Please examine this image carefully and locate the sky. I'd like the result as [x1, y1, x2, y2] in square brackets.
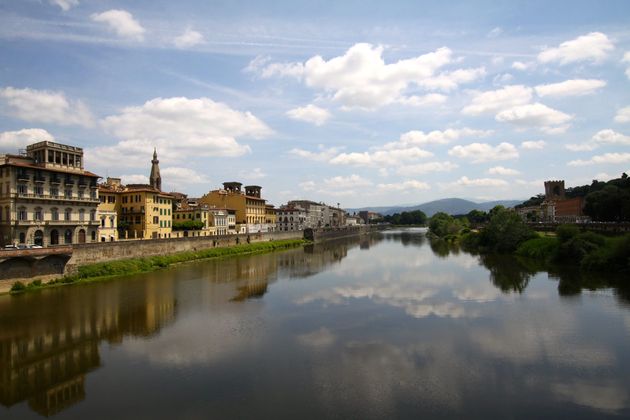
[1, 0, 629, 208]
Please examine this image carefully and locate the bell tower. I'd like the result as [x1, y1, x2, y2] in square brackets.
[149, 148, 162, 191]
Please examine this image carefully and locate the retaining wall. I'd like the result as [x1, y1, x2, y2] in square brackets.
[65, 230, 302, 273]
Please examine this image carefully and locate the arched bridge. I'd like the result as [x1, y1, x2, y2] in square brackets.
[0, 246, 73, 281]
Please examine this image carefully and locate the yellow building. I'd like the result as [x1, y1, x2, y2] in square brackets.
[97, 150, 173, 240]
[118, 185, 173, 239]
[199, 182, 272, 232]
[265, 204, 276, 230]
[97, 178, 119, 241]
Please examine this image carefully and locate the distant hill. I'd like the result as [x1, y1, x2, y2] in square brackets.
[347, 198, 522, 217]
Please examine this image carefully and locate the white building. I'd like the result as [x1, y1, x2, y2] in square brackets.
[276, 206, 307, 231]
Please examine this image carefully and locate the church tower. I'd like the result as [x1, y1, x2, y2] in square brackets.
[149, 148, 162, 191]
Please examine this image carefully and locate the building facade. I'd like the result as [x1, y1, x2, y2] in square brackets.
[0, 141, 100, 247]
[276, 206, 308, 231]
[199, 182, 273, 233]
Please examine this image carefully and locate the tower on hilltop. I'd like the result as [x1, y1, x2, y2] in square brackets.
[150, 148, 162, 191]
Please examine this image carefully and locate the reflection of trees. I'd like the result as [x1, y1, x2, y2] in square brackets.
[479, 254, 535, 293]
[0, 278, 177, 416]
[548, 267, 630, 303]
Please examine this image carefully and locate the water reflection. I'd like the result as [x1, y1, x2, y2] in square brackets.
[0, 279, 176, 416]
[1, 229, 629, 418]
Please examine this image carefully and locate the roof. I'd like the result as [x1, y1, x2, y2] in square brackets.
[1, 157, 100, 178]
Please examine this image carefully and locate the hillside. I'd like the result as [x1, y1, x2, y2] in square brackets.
[347, 198, 522, 217]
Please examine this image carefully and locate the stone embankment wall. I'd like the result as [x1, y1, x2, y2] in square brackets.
[304, 225, 383, 242]
[65, 230, 302, 273]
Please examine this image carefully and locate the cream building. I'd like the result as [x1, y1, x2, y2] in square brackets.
[0, 141, 100, 246]
[199, 182, 274, 233]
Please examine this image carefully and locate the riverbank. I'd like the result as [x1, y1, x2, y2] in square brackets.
[4, 239, 308, 295]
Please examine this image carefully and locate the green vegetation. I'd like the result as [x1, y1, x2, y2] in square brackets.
[516, 172, 630, 221]
[9, 239, 307, 295]
[383, 210, 427, 225]
[428, 212, 466, 239]
[514, 226, 630, 272]
[172, 220, 205, 231]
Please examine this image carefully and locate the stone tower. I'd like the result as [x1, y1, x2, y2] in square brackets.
[149, 148, 162, 191]
[544, 180, 565, 200]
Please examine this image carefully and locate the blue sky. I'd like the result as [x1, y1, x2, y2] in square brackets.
[1, 0, 629, 207]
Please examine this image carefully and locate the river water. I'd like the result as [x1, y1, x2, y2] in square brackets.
[1, 228, 630, 419]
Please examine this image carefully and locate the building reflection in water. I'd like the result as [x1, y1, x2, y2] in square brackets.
[0, 278, 177, 416]
[0, 233, 379, 416]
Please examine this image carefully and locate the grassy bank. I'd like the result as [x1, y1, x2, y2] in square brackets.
[9, 239, 308, 295]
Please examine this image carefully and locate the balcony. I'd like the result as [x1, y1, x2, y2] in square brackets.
[50, 177, 61, 185]
[34, 175, 46, 183]
[16, 192, 100, 203]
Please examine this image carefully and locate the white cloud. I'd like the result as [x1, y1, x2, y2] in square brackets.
[255, 43, 484, 109]
[289, 145, 343, 162]
[615, 106, 630, 123]
[452, 176, 509, 187]
[462, 85, 533, 115]
[120, 174, 149, 185]
[592, 129, 630, 146]
[511, 61, 535, 71]
[535, 79, 606, 97]
[487, 166, 520, 176]
[91, 9, 146, 41]
[566, 129, 630, 152]
[495, 103, 573, 132]
[297, 327, 336, 348]
[448, 142, 519, 163]
[492, 73, 514, 86]
[391, 127, 491, 147]
[330, 147, 433, 167]
[0, 128, 55, 152]
[624, 52, 630, 79]
[568, 153, 630, 166]
[537, 32, 614, 65]
[91, 96, 272, 167]
[565, 143, 597, 152]
[161, 167, 210, 190]
[299, 181, 316, 191]
[286, 104, 331, 126]
[0, 86, 94, 127]
[174, 28, 204, 48]
[397, 93, 447, 107]
[521, 140, 546, 150]
[238, 167, 267, 181]
[487, 27, 503, 38]
[49, 0, 79, 11]
[396, 161, 458, 176]
[322, 174, 372, 189]
[377, 180, 430, 191]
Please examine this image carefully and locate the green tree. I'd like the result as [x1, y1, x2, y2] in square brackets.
[478, 206, 535, 253]
[428, 212, 462, 237]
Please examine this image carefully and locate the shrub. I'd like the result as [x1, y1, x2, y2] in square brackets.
[10, 281, 26, 293]
[516, 237, 558, 261]
[556, 224, 580, 243]
[556, 232, 606, 262]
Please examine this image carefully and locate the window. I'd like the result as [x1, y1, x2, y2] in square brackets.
[90, 210, 96, 221]
[108, 195, 115, 203]
[79, 209, 85, 221]
[17, 184, 27, 194]
[51, 208, 59, 221]
[135, 216, 140, 224]
[18, 207, 27, 221]
[50, 187, 59, 197]
[65, 208, 72, 221]
[65, 188, 72, 198]
[153, 216, 159, 224]
[101, 217, 106, 227]
[78, 190, 84, 200]
[34, 185, 43, 196]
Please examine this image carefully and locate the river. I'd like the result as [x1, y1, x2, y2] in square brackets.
[1, 228, 629, 419]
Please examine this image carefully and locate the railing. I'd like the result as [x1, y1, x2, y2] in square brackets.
[16, 192, 99, 202]
[14, 219, 100, 226]
[50, 177, 61, 184]
[34, 176, 46, 183]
